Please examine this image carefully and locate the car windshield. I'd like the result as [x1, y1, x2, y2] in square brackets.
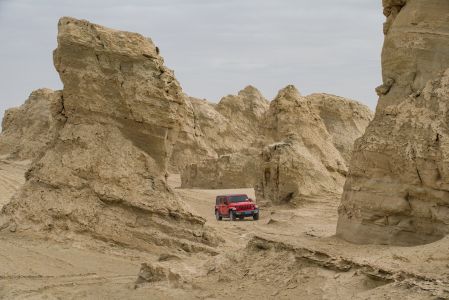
[229, 195, 248, 203]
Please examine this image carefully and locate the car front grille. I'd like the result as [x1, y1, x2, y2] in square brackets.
[237, 205, 252, 211]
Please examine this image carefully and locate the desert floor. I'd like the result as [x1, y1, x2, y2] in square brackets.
[0, 158, 448, 299]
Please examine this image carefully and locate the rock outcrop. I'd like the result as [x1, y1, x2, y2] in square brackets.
[337, 0, 449, 246]
[169, 97, 217, 172]
[256, 86, 348, 205]
[309, 93, 373, 163]
[0, 17, 218, 252]
[216, 85, 269, 136]
[177, 86, 271, 187]
[0, 89, 62, 160]
[181, 150, 258, 189]
[170, 86, 269, 172]
[180, 86, 373, 193]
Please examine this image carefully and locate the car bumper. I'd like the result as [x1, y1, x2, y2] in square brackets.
[234, 209, 259, 217]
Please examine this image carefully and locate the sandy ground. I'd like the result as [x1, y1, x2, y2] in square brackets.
[0, 159, 448, 299]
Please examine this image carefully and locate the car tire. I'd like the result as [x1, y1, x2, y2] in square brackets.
[215, 211, 222, 221]
[230, 211, 236, 221]
[253, 213, 259, 221]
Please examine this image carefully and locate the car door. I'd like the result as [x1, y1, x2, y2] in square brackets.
[215, 197, 220, 214]
[222, 196, 230, 216]
[218, 197, 225, 216]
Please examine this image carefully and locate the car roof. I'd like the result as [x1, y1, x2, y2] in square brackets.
[216, 194, 248, 197]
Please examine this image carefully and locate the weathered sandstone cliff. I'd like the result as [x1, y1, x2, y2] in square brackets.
[337, 0, 449, 246]
[255, 86, 348, 205]
[169, 97, 217, 172]
[181, 150, 258, 189]
[0, 17, 218, 252]
[180, 86, 373, 194]
[0, 89, 62, 160]
[216, 85, 269, 136]
[309, 93, 373, 163]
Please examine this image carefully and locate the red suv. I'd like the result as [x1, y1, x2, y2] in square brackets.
[215, 194, 259, 221]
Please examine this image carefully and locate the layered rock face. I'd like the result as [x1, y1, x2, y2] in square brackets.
[190, 87, 268, 156]
[181, 150, 258, 189]
[216, 85, 269, 136]
[256, 140, 344, 205]
[337, 0, 449, 245]
[1, 17, 217, 252]
[177, 86, 270, 187]
[256, 86, 349, 205]
[0, 89, 63, 160]
[309, 93, 373, 163]
[180, 85, 373, 194]
[170, 87, 268, 172]
[169, 97, 216, 172]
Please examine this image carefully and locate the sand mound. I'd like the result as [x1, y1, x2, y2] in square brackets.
[199, 236, 442, 299]
[0, 89, 63, 160]
[0, 17, 218, 252]
[337, 0, 449, 246]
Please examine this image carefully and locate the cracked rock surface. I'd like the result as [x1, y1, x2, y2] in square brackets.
[337, 0, 449, 246]
[0, 17, 219, 252]
[0, 89, 63, 160]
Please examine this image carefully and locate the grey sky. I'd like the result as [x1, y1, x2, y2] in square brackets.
[0, 0, 383, 121]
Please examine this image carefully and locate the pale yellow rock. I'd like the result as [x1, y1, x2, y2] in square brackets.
[180, 87, 372, 193]
[178, 86, 271, 188]
[0, 89, 63, 160]
[216, 85, 269, 137]
[256, 86, 348, 205]
[308, 93, 373, 163]
[169, 96, 217, 172]
[1, 17, 218, 252]
[337, 0, 449, 246]
[181, 150, 258, 189]
[170, 86, 269, 172]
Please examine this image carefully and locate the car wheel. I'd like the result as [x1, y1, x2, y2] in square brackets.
[215, 211, 222, 221]
[253, 213, 259, 221]
[230, 211, 236, 221]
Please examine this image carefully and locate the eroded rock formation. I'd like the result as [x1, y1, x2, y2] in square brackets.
[309, 93, 373, 163]
[256, 86, 348, 205]
[180, 86, 372, 194]
[170, 86, 269, 172]
[169, 97, 217, 172]
[181, 150, 258, 189]
[0, 17, 218, 252]
[216, 85, 269, 136]
[337, 0, 449, 246]
[0, 89, 63, 160]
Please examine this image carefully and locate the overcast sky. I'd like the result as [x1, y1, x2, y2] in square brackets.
[0, 0, 383, 120]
